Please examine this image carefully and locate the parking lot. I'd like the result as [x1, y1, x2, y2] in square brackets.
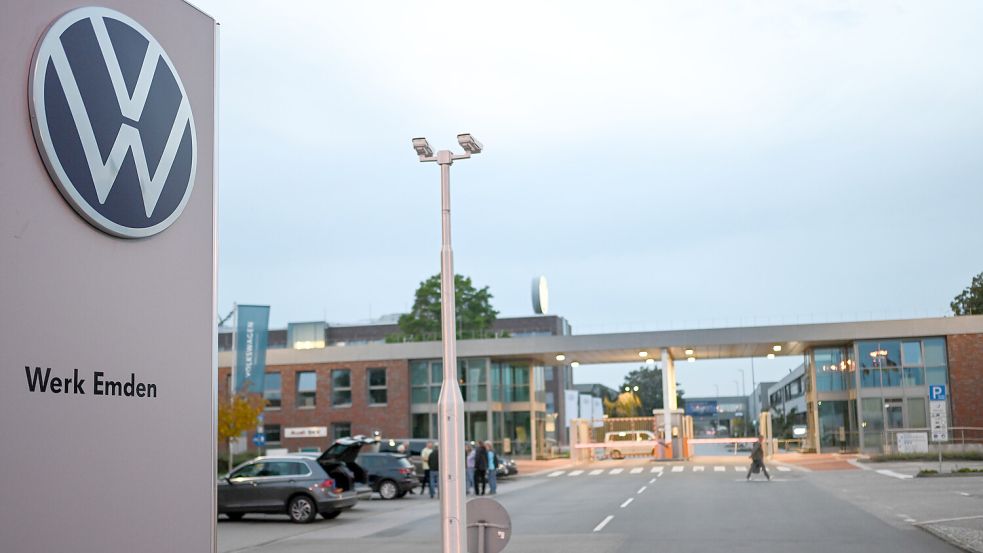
[218, 455, 982, 553]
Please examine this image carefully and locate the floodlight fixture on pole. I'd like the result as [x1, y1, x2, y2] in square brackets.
[412, 134, 482, 553]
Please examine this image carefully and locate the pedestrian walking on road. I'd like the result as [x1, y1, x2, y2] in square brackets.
[421, 441, 434, 496]
[484, 441, 499, 494]
[747, 436, 771, 481]
[474, 442, 488, 495]
[465, 444, 476, 495]
[428, 445, 440, 498]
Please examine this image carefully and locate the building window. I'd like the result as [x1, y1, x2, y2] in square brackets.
[265, 424, 281, 444]
[412, 413, 431, 438]
[367, 368, 387, 405]
[296, 371, 316, 408]
[264, 372, 281, 409]
[332, 369, 352, 406]
[332, 422, 351, 440]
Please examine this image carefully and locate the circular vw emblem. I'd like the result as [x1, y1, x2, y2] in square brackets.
[29, 7, 197, 238]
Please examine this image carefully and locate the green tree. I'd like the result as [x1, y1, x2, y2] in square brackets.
[621, 365, 685, 416]
[604, 391, 642, 417]
[218, 392, 265, 472]
[951, 272, 983, 315]
[391, 274, 499, 341]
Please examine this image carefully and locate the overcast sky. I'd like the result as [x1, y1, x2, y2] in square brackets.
[194, 0, 983, 396]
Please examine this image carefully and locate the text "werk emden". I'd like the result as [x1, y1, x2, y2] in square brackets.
[25, 366, 158, 398]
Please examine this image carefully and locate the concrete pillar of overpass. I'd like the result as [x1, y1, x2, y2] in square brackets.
[661, 348, 677, 458]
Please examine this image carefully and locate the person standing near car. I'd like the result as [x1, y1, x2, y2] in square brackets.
[484, 440, 498, 495]
[427, 444, 440, 498]
[465, 444, 475, 495]
[420, 441, 434, 496]
[473, 441, 488, 495]
[747, 435, 771, 481]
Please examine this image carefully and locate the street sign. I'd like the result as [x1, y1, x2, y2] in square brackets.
[252, 433, 266, 447]
[929, 385, 947, 401]
[929, 400, 948, 442]
[467, 498, 511, 553]
[897, 432, 929, 453]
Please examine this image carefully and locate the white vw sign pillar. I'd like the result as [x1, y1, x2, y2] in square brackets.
[0, 2, 217, 551]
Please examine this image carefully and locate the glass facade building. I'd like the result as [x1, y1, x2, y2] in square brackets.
[804, 337, 949, 451]
[409, 357, 548, 457]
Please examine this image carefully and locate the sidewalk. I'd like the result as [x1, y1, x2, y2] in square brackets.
[919, 516, 983, 553]
[772, 452, 860, 471]
[513, 457, 575, 476]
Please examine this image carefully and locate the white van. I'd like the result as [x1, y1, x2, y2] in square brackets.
[603, 430, 657, 459]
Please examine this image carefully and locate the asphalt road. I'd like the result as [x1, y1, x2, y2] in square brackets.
[219, 458, 976, 553]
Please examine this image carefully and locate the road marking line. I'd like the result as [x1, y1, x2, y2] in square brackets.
[875, 469, 914, 480]
[714, 466, 725, 472]
[637, 486, 647, 494]
[630, 467, 643, 474]
[671, 466, 684, 472]
[957, 492, 971, 497]
[650, 467, 663, 473]
[649, 478, 657, 484]
[589, 469, 604, 476]
[620, 498, 634, 508]
[694, 466, 705, 472]
[593, 515, 614, 533]
[734, 467, 744, 472]
[609, 468, 623, 475]
[777, 467, 791, 472]
[568, 470, 584, 476]
[547, 471, 566, 478]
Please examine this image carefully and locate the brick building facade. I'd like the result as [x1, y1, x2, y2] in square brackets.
[946, 333, 983, 429]
[219, 359, 410, 452]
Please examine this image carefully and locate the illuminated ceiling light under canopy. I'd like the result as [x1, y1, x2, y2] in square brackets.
[767, 353, 775, 359]
[684, 349, 694, 356]
[645, 358, 655, 365]
[571, 361, 580, 368]
[555, 354, 566, 362]
[773, 345, 782, 352]
[638, 351, 648, 358]
[687, 357, 696, 363]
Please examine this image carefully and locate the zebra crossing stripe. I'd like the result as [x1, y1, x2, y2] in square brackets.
[714, 466, 725, 472]
[671, 466, 684, 472]
[777, 466, 791, 472]
[609, 468, 624, 475]
[630, 467, 643, 474]
[694, 466, 705, 472]
[734, 467, 743, 472]
[589, 469, 604, 475]
[569, 470, 584, 476]
[650, 467, 663, 473]
[547, 471, 566, 477]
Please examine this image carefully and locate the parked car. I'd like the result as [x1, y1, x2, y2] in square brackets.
[287, 451, 373, 501]
[218, 455, 358, 523]
[376, 438, 429, 481]
[307, 435, 380, 501]
[603, 430, 657, 459]
[356, 452, 420, 499]
[496, 455, 518, 477]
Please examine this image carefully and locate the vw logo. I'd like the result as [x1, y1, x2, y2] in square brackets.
[30, 7, 197, 238]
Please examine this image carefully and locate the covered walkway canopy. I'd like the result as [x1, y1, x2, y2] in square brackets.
[233, 315, 983, 367]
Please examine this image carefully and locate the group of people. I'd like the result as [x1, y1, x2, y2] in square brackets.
[416, 440, 500, 498]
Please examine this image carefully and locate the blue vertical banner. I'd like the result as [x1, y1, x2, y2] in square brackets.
[234, 305, 270, 394]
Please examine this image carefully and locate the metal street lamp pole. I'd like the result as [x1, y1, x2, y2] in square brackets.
[738, 368, 746, 397]
[413, 134, 483, 553]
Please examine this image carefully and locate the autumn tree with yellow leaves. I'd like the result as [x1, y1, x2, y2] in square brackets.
[218, 392, 265, 472]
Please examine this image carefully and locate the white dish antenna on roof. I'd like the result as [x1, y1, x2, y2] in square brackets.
[532, 276, 549, 314]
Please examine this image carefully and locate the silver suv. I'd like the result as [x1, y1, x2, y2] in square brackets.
[218, 456, 358, 523]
